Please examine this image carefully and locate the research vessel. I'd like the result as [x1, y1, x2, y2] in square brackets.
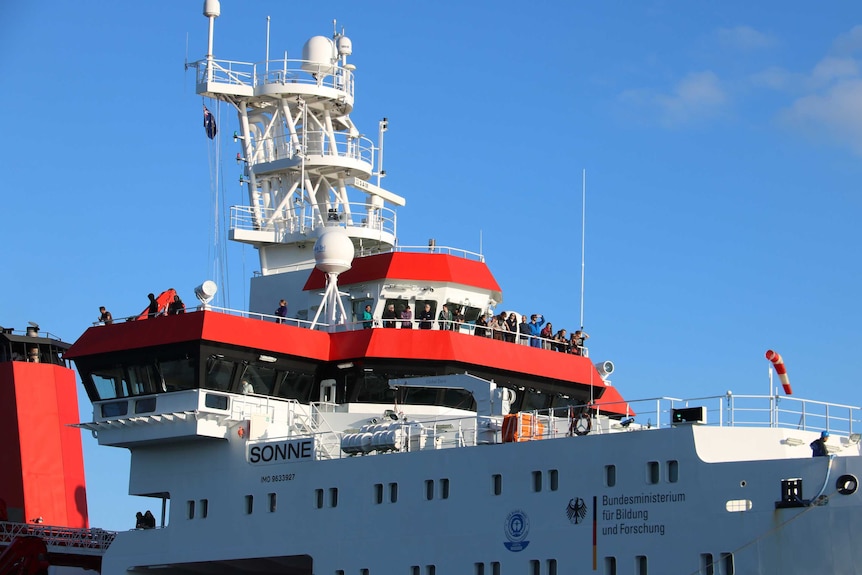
[4, 2, 862, 574]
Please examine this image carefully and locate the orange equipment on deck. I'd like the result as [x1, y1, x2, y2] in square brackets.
[502, 413, 545, 443]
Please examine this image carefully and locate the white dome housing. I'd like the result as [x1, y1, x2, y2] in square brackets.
[337, 36, 353, 56]
[302, 36, 335, 76]
[314, 227, 354, 274]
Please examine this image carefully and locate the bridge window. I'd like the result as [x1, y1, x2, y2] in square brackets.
[205, 356, 236, 391]
[239, 363, 279, 395]
[276, 371, 315, 402]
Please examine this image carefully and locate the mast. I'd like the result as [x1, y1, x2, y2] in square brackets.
[191, 4, 405, 316]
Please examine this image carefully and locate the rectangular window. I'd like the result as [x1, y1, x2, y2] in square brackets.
[667, 460, 679, 483]
[389, 482, 398, 503]
[700, 553, 714, 575]
[186, 500, 195, 520]
[360, 570, 369, 575]
[604, 557, 617, 575]
[204, 393, 229, 410]
[101, 400, 129, 417]
[245, 495, 253, 515]
[491, 562, 500, 575]
[374, 483, 383, 504]
[530, 560, 540, 575]
[268, 493, 277, 512]
[425, 479, 434, 501]
[721, 552, 735, 575]
[475, 563, 485, 575]
[548, 559, 558, 575]
[315, 489, 324, 509]
[329, 488, 338, 508]
[605, 464, 616, 487]
[204, 356, 236, 391]
[411, 567, 420, 575]
[440, 478, 450, 499]
[493, 474, 502, 496]
[426, 566, 436, 575]
[647, 461, 660, 484]
[336, 571, 344, 575]
[200, 499, 208, 518]
[533, 470, 543, 492]
[134, 397, 156, 414]
[549, 469, 559, 491]
[636, 555, 648, 574]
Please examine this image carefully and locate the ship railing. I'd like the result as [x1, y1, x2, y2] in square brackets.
[249, 131, 375, 167]
[0, 522, 116, 552]
[392, 245, 485, 262]
[584, 393, 862, 436]
[230, 202, 396, 238]
[194, 58, 354, 96]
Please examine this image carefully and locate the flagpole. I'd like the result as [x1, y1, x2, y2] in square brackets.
[579, 169, 586, 330]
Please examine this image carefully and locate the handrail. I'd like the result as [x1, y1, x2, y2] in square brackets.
[0, 522, 116, 551]
[193, 57, 354, 97]
[230, 202, 397, 238]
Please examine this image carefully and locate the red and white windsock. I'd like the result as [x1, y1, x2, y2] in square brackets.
[765, 350, 792, 395]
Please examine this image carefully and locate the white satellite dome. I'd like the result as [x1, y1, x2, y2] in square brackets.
[313, 226, 354, 274]
[302, 36, 335, 76]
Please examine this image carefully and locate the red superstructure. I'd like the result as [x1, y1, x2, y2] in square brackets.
[67, 310, 632, 417]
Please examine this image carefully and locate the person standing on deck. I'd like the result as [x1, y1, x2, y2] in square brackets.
[527, 314, 545, 348]
[275, 300, 288, 324]
[810, 430, 830, 457]
[418, 303, 434, 329]
[99, 306, 113, 325]
[147, 294, 159, 318]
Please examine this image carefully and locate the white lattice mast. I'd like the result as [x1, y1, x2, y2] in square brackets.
[193, 1, 405, 282]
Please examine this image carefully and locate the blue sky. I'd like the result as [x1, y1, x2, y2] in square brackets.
[1, 1, 860, 531]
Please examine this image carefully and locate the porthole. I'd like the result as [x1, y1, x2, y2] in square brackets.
[836, 474, 858, 495]
[739, 480, 747, 487]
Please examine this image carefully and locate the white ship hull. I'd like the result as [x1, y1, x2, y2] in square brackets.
[98, 416, 862, 574]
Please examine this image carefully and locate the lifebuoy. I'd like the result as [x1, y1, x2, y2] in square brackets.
[569, 412, 592, 436]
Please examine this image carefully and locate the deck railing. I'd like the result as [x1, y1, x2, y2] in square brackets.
[0, 521, 116, 552]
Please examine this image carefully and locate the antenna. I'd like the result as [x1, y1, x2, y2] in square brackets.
[579, 169, 586, 330]
[265, 16, 271, 75]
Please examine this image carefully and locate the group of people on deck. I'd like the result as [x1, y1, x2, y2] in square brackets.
[376, 303, 590, 356]
[476, 312, 590, 355]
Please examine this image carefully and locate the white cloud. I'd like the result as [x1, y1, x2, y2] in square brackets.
[832, 25, 862, 55]
[810, 57, 859, 86]
[716, 26, 776, 51]
[654, 72, 727, 127]
[779, 78, 862, 155]
[767, 27, 862, 156]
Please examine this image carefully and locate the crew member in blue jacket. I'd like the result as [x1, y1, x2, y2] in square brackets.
[527, 314, 545, 348]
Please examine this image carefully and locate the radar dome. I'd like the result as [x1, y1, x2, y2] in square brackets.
[302, 36, 335, 77]
[314, 227, 354, 274]
[337, 36, 353, 56]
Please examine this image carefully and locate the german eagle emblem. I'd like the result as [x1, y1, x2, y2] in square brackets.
[566, 498, 588, 524]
